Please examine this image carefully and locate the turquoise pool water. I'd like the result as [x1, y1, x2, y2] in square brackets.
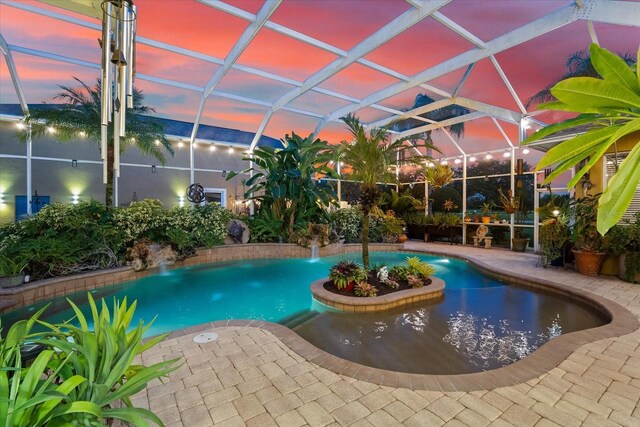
[4, 252, 495, 337]
[3, 252, 606, 374]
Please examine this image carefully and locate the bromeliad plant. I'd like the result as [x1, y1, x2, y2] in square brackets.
[329, 260, 366, 291]
[524, 44, 640, 235]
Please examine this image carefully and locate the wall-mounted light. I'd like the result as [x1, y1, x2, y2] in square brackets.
[78, 131, 86, 137]
[228, 147, 234, 154]
[0, 192, 4, 208]
[484, 153, 493, 160]
[222, 170, 227, 178]
[71, 194, 80, 205]
[522, 148, 530, 155]
[154, 139, 160, 146]
[16, 122, 25, 130]
[151, 165, 156, 174]
[179, 196, 185, 207]
[47, 126, 56, 134]
[210, 145, 216, 152]
[581, 172, 593, 194]
[71, 159, 78, 168]
[468, 156, 477, 162]
[178, 142, 184, 148]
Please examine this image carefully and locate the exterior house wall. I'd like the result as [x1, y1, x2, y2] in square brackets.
[0, 120, 252, 223]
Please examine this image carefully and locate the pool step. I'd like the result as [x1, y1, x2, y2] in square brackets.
[280, 310, 321, 329]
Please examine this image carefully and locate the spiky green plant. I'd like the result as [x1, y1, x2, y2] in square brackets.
[406, 256, 436, 279]
[22, 77, 173, 206]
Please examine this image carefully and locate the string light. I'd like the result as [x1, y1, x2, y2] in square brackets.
[154, 139, 160, 146]
[210, 145, 216, 152]
[79, 131, 86, 137]
[522, 148, 530, 155]
[16, 122, 25, 130]
[468, 156, 477, 162]
[228, 147, 234, 154]
[178, 142, 184, 148]
[454, 158, 462, 164]
[503, 151, 511, 158]
[47, 126, 56, 134]
[485, 153, 493, 160]
[440, 159, 448, 166]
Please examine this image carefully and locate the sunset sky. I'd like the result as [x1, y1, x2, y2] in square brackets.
[0, 0, 638, 161]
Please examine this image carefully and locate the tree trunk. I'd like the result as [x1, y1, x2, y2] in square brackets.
[362, 207, 370, 269]
[105, 139, 114, 207]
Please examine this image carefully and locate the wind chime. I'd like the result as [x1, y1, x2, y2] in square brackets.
[99, 0, 137, 184]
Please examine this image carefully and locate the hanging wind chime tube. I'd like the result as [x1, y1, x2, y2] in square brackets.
[100, 0, 136, 182]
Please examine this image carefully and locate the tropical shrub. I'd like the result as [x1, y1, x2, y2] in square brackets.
[329, 261, 365, 290]
[524, 44, 640, 235]
[228, 132, 337, 242]
[331, 207, 363, 243]
[406, 274, 424, 288]
[354, 282, 378, 297]
[405, 256, 436, 279]
[540, 214, 571, 267]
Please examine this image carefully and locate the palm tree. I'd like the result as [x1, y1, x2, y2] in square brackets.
[336, 114, 436, 268]
[527, 50, 635, 108]
[23, 77, 173, 206]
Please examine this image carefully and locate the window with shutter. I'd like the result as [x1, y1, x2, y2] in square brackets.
[605, 152, 640, 223]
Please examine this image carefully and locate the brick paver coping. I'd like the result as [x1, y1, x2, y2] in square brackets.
[158, 246, 638, 392]
[310, 277, 445, 312]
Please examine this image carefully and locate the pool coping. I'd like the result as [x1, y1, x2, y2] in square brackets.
[310, 277, 445, 312]
[159, 247, 638, 392]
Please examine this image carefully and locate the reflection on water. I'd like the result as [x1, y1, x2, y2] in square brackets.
[295, 288, 606, 375]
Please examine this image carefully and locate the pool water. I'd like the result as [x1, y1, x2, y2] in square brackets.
[2, 252, 606, 374]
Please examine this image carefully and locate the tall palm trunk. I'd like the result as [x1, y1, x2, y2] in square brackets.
[361, 207, 370, 269]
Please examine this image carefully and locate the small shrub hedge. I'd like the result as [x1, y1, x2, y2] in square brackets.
[0, 199, 231, 281]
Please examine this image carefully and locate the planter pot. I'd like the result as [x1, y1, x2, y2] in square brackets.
[511, 238, 529, 252]
[504, 207, 516, 214]
[493, 220, 500, 224]
[549, 256, 564, 267]
[0, 273, 25, 288]
[397, 234, 408, 244]
[618, 253, 640, 284]
[573, 250, 607, 276]
[481, 217, 491, 224]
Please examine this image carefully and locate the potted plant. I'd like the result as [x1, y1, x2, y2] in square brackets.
[481, 202, 493, 224]
[498, 188, 518, 214]
[540, 213, 571, 267]
[571, 195, 608, 276]
[329, 260, 366, 292]
[511, 191, 530, 252]
[0, 255, 28, 288]
[607, 212, 640, 283]
[463, 212, 471, 223]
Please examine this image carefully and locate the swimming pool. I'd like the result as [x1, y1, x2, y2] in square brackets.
[3, 252, 606, 374]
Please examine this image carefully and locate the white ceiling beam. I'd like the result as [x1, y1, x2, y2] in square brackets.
[5, 0, 459, 120]
[397, 111, 486, 139]
[454, 97, 522, 123]
[441, 128, 466, 155]
[249, 110, 273, 150]
[188, 0, 280, 150]
[577, 0, 640, 27]
[431, 11, 487, 48]
[0, 35, 29, 115]
[489, 55, 527, 114]
[452, 63, 475, 97]
[491, 117, 514, 148]
[367, 98, 454, 128]
[271, 1, 451, 112]
[319, 1, 583, 129]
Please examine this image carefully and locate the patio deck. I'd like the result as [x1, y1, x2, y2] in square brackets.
[131, 243, 640, 426]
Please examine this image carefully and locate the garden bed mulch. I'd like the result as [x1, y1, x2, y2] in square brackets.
[323, 271, 432, 297]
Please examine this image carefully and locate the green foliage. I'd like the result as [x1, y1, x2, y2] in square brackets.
[354, 282, 378, 297]
[607, 212, 640, 283]
[571, 195, 606, 252]
[0, 296, 178, 426]
[424, 164, 454, 189]
[330, 207, 363, 243]
[329, 261, 365, 290]
[35, 294, 181, 426]
[0, 254, 28, 276]
[379, 189, 420, 218]
[228, 132, 337, 242]
[524, 44, 640, 235]
[0, 199, 231, 281]
[623, 252, 640, 284]
[405, 256, 436, 279]
[540, 214, 571, 267]
[388, 265, 410, 281]
[431, 186, 462, 214]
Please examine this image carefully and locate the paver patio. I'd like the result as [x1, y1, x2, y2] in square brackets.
[132, 243, 640, 426]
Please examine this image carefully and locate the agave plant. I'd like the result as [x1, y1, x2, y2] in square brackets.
[524, 44, 640, 235]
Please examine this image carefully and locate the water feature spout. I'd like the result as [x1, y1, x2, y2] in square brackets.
[310, 238, 320, 260]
